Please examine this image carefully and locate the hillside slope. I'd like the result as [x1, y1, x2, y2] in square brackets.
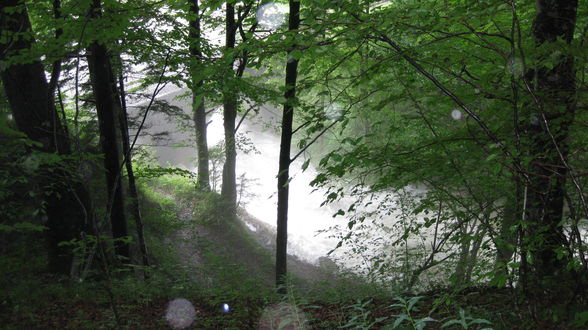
[171, 197, 339, 291]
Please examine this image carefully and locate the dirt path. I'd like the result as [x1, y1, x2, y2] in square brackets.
[170, 200, 338, 290]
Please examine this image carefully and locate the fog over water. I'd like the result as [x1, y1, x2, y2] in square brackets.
[130, 87, 349, 264]
[128, 82, 453, 287]
[126, 2, 374, 266]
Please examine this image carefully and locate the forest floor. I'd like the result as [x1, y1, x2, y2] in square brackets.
[171, 200, 339, 288]
[2, 184, 586, 329]
[4, 283, 583, 329]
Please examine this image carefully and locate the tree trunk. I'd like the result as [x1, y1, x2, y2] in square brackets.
[188, 0, 210, 191]
[0, 0, 92, 274]
[276, 0, 301, 293]
[221, 1, 237, 211]
[48, 0, 64, 102]
[116, 56, 149, 269]
[453, 223, 472, 285]
[87, 0, 130, 261]
[493, 179, 520, 286]
[522, 0, 578, 296]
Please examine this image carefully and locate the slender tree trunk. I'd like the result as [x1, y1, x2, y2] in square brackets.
[188, 0, 210, 191]
[48, 0, 63, 102]
[87, 0, 130, 261]
[194, 93, 210, 191]
[453, 223, 472, 285]
[116, 56, 149, 268]
[221, 1, 237, 211]
[276, 0, 301, 293]
[522, 0, 578, 296]
[0, 0, 92, 274]
[494, 179, 520, 285]
[464, 225, 485, 283]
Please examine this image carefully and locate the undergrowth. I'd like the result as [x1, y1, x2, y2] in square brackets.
[2, 173, 585, 329]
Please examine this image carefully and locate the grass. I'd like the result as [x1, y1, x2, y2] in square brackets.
[1, 173, 587, 329]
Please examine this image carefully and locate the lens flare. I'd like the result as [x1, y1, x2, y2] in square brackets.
[256, 2, 288, 30]
[451, 109, 462, 120]
[165, 298, 196, 329]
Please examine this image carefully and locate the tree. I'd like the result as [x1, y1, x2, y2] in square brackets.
[220, 0, 257, 212]
[221, 1, 238, 212]
[116, 54, 150, 268]
[275, 0, 301, 293]
[86, 0, 130, 261]
[188, 0, 211, 191]
[521, 0, 580, 298]
[297, 0, 585, 302]
[0, 0, 93, 274]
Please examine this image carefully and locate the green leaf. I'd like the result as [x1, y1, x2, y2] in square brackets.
[0, 222, 47, 232]
[574, 311, 588, 327]
[442, 319, 464, 328]
[327, 192, 338, 201]
[290, 49, 303, 60]
[392, 314, 408, 328]
[301, 159, 310, 171]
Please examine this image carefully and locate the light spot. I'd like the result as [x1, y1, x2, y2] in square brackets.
[507, 56, 524, 76]
[256, 2, 288, 30]
[451, 109, 462, 120]
[222, 303, 230, 313]
[165, 298, 196, 329]
[325, 103, 343, 121]
[258, 302, 309, 330]
[245, 222, 257, 232]
[7, 113, 13, 121]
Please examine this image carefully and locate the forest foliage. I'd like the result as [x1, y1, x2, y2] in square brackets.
[1, 0, 588, 328]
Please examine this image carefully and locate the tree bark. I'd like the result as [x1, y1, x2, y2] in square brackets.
[87, 0, 130, 261]
[116, 56, 149, 269]
[494, 179, 520, 286]
[221, 1, 237, 211]
[0, 0, 92, 274]
[276, 0, 301, 293]
[522, 0, 578, 296]
[188, 0, 210, 191]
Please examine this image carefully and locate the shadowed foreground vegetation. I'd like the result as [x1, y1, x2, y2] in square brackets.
[2, 175, 587, 329]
